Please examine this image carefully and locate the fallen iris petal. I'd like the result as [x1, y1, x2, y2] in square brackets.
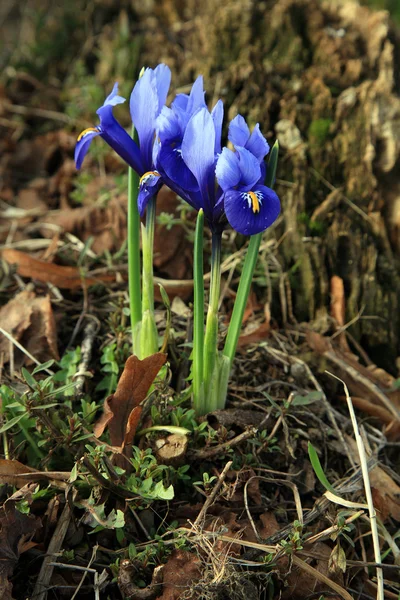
[223, 184, 280, 236]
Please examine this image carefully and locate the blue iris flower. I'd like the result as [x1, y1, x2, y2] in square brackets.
[153, 80, 280, 236]
[215, 113, 280, 236]
[75, 64, 171, 214]
[150, 77, 224, 229]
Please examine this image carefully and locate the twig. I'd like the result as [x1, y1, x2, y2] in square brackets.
[326, 371, 384, 600]
[33, 497, 74, 600]
[190, 413, 270, 460]
[73, 320, 99, 396]
[193, 460, 233, 528]
[70, 544, 98, 600]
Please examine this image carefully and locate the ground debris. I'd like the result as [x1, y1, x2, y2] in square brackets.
[0, 288, 58, 366]
[94, 353, 167, 451]
[0, 500, 41, 600]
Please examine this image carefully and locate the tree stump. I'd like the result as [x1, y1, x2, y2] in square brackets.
[132, 0, 400, 369]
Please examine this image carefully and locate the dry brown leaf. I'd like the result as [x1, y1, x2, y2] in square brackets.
[41, 195, 128, 254]
[0, 289, 58, 365]
[0, 459, 36, 489]
[0, 500, 41, 600]
[237, 321, 270, 347]
[153, 188, 193, 281]
[158, 550, 201, 600]
[94, 353, 166, 449]
[259, 512, 280, 539]
[342, 396, 400, 440]
[2, 249, 115, 289]
[282, 542, 343, 600]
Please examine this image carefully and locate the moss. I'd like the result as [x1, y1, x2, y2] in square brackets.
[307, 118, 332, 146]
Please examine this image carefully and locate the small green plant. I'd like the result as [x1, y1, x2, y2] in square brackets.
[193, 471, 218, 491]
[280, 520, 304, 554]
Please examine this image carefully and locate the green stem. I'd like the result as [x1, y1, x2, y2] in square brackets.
[223, 140, 279, 365]
[192, 210, 205, 415]
[127, 127, 141, 353]
[140, 196, 158, 357]
[203, 232, 222, 400]
[142, 196, 156, 313]
[223, 234, 262, 363]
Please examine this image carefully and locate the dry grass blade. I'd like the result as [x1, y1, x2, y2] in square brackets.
[326, 371, 384, 600]
[193, 460, 233, 528]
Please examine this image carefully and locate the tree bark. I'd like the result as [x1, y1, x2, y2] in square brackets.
[133, 0, 400, 369]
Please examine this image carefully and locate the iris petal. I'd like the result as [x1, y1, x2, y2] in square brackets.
[157, 106, 181, 143]
[138, 171, 163, 216]
[246, 123, 270, 161]
[211, 100, 224, 155]
[97, 102, 144, 174]
[224, 184, 280, 236]
[154, 64, 172, 113]
[181, 108, 216, 214]
[228, 114, 249, 147]
[158, 144, 199, 192]
[171, 93, 188, 113]
[215, 147, 241, 192]
[75, 128, 100, 170]
[235, 147, 261, 190]
[185, 76, 206, 122]
[130, 68, 159, 170]
[102, 82, 126, 108]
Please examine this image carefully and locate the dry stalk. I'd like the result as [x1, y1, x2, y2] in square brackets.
[326, 371, 384, 600]
[193, 460, 232, 528]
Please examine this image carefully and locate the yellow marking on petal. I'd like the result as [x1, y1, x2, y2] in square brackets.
[77, 127, 98, 142]
[249, 191, 260, 214]
[139, 170, 160, 185]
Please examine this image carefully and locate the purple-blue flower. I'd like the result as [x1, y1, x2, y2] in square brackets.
[216, 144, 280, 236]
[75, 64, 171, 213]
[149, 77, 225, 228]
[154, 80, 280, 236]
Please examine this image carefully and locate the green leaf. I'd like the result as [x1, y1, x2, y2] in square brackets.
[0, 413, 26, 433]
[308, 441, 336, 493]
[32, 360, 55, 374]
[69, 463, 78, 483]
[22, 368, 37, 389]
[292, 391, 323, 406]
[153, 481, 174, 500]
[128, 543, 137, 560]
